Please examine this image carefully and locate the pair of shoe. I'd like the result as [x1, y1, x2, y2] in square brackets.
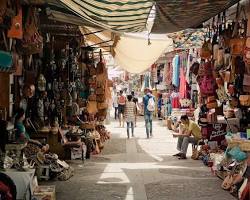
[172, 153, 187, 160]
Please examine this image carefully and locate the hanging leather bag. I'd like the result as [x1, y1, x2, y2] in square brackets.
[198, 76, 215, 95]
[230, 4, 246, 56]
[19, 7, 43, 55]
[97, 102, 108, 110]
[200, 40, 212, 59]
[7, 0, 23, 39]
[87, 101, 98, 114]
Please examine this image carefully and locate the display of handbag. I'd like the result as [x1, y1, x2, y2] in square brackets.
[191, 144, 200, 160]
[198, 76, 215, 96]
[190, 62, 199, 76]
[107, 79, 113, 87]
[223, 109, 235, 118]
[97, 108, 107, 116]
[243, 74, 250, 86]
[97, 102, 108, 110]
[221, 174, 234, 190]
[88, 94, 96, 101]
[207, 96, 216, 103]
[216, 86, 228, 102]
[96, 87, 105, 95]
[244, 37, 250, 65]
[7, 0, 23, 39]
[88, 64, 96, 76]
[229, 97, 239, 108]
[207, 111, 217, 123]
[19, 7, 43, 55]
[86, 101, 98, 114]
[96, 94, 105, 102]
[230, 38, 245, 56]
[239, 95, 250, 106]
[198, 61, 206, 77]
[207, 101, 218, 109]
[200, 40, 212, 59]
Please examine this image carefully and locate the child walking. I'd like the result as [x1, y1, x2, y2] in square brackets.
[124, 95, 136, 139]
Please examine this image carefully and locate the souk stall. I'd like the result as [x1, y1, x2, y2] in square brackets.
[0, 1, 113, 199]
[164, 1, 250, 199]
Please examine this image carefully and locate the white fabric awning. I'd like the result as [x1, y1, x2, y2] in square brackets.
[114, 34, 173, 73]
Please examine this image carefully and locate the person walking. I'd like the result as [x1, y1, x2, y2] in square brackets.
[113, 92, 119, 120]
[131, 91, 138, 127]
[143, 88, 155, 138]
[158, 93, 163, 120]
[118, 90, 126, 127]
[124, 95, 136, 139]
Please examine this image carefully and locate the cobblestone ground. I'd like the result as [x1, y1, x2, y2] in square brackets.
[51, 118, 235, 200]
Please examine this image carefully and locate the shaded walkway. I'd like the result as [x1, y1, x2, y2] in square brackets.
[53, 119, 234, 200]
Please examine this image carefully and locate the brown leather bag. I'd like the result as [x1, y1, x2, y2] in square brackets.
[239, 95, 250, 106]
[96, 95, 105, 102]
[88, 94, 96, 101]
[200, 41, 212, 59]
[87, 101, 98, 114]
[19, 7, 43, 55]
[230, 38, 245, 56]
[97, 102, 108, 110]
[7, 1, 23, 39]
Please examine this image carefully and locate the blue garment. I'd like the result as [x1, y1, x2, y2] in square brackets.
[145, 113, 153, 138]
[143, 94, 155, 115]
[172, 55, 180, 87]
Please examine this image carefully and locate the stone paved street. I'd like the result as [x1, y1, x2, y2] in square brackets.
[52, 119, 235, 200]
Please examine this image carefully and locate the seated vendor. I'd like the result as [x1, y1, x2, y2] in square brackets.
[14, 108, 49, 157]
[15, 108, 30, 143]
[172, 115, 202, 160]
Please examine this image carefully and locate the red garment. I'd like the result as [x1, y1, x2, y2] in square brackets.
[171, 97, 180, 108]
[179, 67, 187, 98]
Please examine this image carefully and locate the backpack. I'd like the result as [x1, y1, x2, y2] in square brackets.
[147, 97, 155, 112]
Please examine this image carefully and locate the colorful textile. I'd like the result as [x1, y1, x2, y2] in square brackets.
[172, 55, 180, 87]
[179, 67, 187, 99]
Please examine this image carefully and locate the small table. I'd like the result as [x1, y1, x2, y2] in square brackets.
[3, 169, 35, 200]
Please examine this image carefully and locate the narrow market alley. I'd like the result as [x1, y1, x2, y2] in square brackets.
[52, 119, 235, 200]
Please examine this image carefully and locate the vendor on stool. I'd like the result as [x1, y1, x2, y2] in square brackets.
[172, 115, 201, 160]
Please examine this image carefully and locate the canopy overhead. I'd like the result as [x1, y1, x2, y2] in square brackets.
[114, 34, 173, 73]
[151, 0, 239, 33]
[58, 0, 153, 33]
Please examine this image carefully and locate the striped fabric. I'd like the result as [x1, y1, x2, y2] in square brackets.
[59, 0, 153, 32]
[151, 0, 239, 33]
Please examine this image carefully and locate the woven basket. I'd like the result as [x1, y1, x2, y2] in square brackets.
[239, 141, 250, 152]
[228, 139, 250, 152]
[227, 140, 241, 149]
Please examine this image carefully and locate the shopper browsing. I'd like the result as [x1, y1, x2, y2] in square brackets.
[118, 90, 126, 127]
[143, 88, 155, 138]
[172, 115, 202, 159]
[124, 95, 136, 139]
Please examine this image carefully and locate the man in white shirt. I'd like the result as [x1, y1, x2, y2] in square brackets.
[113, 92, 119, 120]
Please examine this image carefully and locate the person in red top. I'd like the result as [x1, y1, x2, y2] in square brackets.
[118, 90, 126, 127]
